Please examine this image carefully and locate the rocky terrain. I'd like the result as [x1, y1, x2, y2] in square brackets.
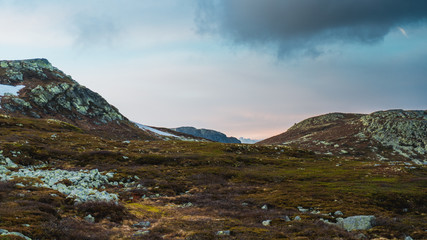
[0, 59, 158, 140]
[259, 110, 427, 164]
[0, 114, 425, 239]
[173, 126, 241, 143]
[0, 59, 425, 239]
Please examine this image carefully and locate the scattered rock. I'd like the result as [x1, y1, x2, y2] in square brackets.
[0, 165, 120, 203]
[178, 202, 193, 208]
[281, 216, 291, 222]
[84, 214, 95, 223]
[262, 220, 272, 226]
[261, 204, 268, 210]
[216, 230, 231, 236]
[297, 206, 309, 212]
[294, 216, 301, 221]
[132, 221, 151, 228]
[336, 215, 376, 231]
[133, 230, 150, 236]
[0, 229, 32, 240]
[404, 236, 413, 240]
[334, 210, 344, 216]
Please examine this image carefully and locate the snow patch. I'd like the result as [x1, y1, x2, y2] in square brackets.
[0, 84, 25, 97]
[135, 123, 178, 137]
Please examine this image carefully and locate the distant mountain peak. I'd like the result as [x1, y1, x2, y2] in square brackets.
[173, 126, 241, 143]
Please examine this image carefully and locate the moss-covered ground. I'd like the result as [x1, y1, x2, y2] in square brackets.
[0, 115, 425, 239]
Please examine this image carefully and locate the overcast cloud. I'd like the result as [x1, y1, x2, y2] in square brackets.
[196, 0, 427, 56]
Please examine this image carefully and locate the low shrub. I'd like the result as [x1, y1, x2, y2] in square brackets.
[42, 217, 111, 240]
[77, 201, 129, 223]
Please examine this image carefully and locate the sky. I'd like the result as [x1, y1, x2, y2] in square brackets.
[0, 0, 426, 140]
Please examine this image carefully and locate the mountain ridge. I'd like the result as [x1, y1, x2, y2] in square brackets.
[173, 126, 241, 143]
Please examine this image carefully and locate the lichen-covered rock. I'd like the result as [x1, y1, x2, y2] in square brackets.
[336, 215, 376, 231]
[0, 155, 120, 203]
[360, 110, 427, 158]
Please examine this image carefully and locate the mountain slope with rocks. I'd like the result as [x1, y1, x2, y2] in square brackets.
[173, 126, 241, 143]
[0, 59, 157, 140]
[259, 110, 427, 164]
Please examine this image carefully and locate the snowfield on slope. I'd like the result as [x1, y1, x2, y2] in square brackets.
[134, 122, 179, 137]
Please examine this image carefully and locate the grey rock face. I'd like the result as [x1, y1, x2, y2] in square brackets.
[336, 215, 376, 231]
[0, 58, 126, 125]
[361, 110, 427, 158]
[173, 126, 241, 143]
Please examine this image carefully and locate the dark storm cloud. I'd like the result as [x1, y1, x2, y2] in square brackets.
[195, 0, 427, 56]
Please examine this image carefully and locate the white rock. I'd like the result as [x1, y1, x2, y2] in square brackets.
[262, 220, 272, 226]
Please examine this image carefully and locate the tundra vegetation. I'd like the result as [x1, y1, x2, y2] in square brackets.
[0, 115, 426, 239]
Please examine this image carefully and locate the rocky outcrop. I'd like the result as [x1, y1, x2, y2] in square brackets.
[259, 110, 427, 162]
[336, 215, 376, 231]
[0, 59, 156, 140]
[360, 110, 427, 157]
[173, 126, 241, 143]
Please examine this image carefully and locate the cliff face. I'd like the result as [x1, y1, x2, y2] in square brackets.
[173, 126, 241, 143]
[259, 110, 427, 163]
[0, 59, 156, 140]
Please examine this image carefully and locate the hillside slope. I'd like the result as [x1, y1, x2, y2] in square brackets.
[0, 59, 157, 140]
[259, 110, 427, 163]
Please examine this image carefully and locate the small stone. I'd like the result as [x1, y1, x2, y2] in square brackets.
[297, 206, 308, 212]
[261, 204, 268, 210]
[334, 210, 344, 216]
[84, 214, 95, 223]
[216, 230, 231, 236]
[132, 221, 151, 228]
[241, 202, 249, 206]
[404, 236, 413, 240]
[280, 216, 291, 222]
[294, 216, 301, 221]
[133, 230, 150, 236]
[262, 220, 272, 226]
[22, 224, 30, 227]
